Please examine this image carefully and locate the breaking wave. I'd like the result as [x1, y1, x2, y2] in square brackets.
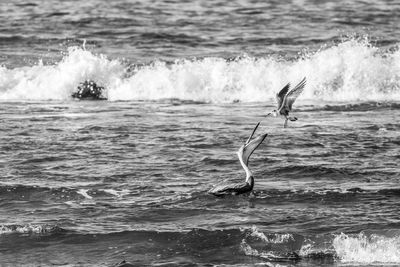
[241, 226, 400, 264]
[1, 37, 400, 103]
[333, 233, 400, 264]
[0, 224, 65, 235]
[2, 223, 400, 265]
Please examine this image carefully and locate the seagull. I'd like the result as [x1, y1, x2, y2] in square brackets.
[208, 122, 268, 196]
[267, 77, 306, 128]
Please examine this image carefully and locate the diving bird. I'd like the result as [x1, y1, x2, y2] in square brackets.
[267, 77, 306, 128]
[208, 122, 268, 196]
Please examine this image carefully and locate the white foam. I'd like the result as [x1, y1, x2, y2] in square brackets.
[1, 38, 400, 102]
[77, 189, 93, 199]
[240, 239, 276, 259]
[102, 189, 130, 198]
[249, 225, 293, 244]
[240, 239, 298, 264]
[0, 47, 124, 100]
[298, 241, 332, 258]
[333, 232, 400, 264]
[0, 224, 54, 235]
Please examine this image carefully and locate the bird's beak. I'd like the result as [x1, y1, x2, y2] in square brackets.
[266, 112, 271, 117]
[245, 122, 260, 145]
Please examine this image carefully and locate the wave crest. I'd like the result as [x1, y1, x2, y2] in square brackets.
[1, 37, 400, 102]
[0, 224, 65, 235]
[241, 227, 400, 264]
[0, 47, 124, 100]
[334, 233, 400, 263]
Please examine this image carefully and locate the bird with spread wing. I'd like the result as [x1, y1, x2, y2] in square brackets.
[267, 77, 306, 128]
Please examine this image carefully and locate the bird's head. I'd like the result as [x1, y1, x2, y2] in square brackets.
[268, 110, 278, 117]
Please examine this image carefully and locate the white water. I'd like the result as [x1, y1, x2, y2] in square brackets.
[241, 227, 400, 264]
[77, 189, 93, 199]
[333, 233, 400, 264]
[248, 225, 294, 244]
[1, 38, 400, 103]
[0, 224, 57, 235]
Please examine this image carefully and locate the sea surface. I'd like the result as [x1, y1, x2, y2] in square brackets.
[1, 0, 400, 266]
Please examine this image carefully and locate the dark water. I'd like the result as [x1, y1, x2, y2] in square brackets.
[1, 0, 400, 266]
[1, 101, 399, 266]
[1, 0, 400, 66]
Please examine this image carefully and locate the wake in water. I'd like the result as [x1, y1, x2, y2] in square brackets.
[0, 37, 400, 102]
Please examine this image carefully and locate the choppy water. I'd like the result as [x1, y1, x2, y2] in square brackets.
[1, 0, 400, 266]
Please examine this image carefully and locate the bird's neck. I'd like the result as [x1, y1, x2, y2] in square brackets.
[238, 150, 253, 183]
[247, 175, 254, 188]
[245, 169, 253, 182]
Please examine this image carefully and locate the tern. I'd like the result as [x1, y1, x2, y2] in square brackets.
[267, 77, 306, 128]
[208, 122, 268, 196]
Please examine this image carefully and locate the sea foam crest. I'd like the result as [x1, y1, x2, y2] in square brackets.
[333, 233, 400, 263]
[248, 225, 294, 244]
[1, 38, 400, 102]
[0, 224, 61, 235]
[240, 240, 284, 260]
[0, 47, 124, 100]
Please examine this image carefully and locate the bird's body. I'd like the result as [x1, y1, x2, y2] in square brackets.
[208, 123, 267, 196]
[208, 177, 254, 196]
[268, 77, 306, 128]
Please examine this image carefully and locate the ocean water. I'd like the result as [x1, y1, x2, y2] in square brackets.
[1, 0, 400, 266]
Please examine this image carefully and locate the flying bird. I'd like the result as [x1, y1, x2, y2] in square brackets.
[267, 77, 306, 128]
[208, 122, 268, 196]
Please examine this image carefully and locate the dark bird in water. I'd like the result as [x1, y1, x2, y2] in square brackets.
[208, 122, 268, 196]
[267, 77, 306, 128]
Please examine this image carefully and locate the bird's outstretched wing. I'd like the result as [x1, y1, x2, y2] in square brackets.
[275, 82, 291, 109]
[283, 77, 306, 111]
[240, 124, 268, 166]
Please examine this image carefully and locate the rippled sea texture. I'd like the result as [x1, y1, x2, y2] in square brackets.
[1, 101, 400, 266]
[1, 0, 400, 266]
[1, 0, 400, 66]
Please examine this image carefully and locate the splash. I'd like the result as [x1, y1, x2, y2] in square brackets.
[241, 229, 400, 264]
[333, 232, 400, 264]
[240, 226, 300, 262]
[240, 239, 300, 261]
[1, 38, 400, 102]
[0, 47, 124, 100]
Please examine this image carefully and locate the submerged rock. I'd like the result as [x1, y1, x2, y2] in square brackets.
[72, 80, 107, 100]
